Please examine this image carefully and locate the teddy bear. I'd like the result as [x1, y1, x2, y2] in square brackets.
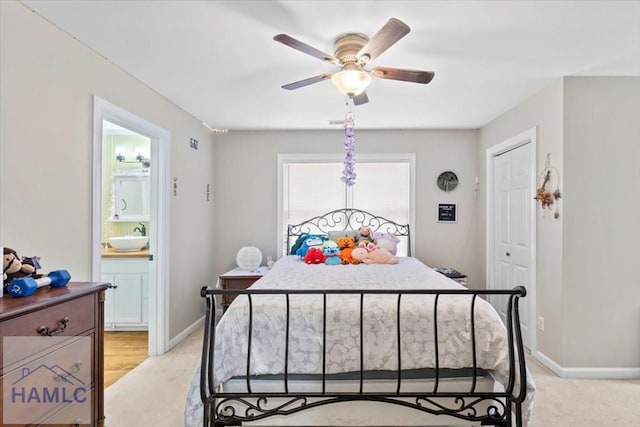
[304, 247, 325, 264]
[336, 236, 358, 264]
[3, 247, 44, 290]
[351, 244, 398, 265]
[355, 226, 375, 246]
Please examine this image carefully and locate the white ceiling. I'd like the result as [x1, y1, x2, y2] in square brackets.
[21, 0, 640, 131]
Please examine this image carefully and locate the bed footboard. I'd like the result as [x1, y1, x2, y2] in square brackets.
[199, 287, 528, 427]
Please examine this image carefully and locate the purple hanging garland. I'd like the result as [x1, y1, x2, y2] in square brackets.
[341, 110, 356, 186]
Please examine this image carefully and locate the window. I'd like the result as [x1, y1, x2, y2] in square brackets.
[278, 153, 415, 255]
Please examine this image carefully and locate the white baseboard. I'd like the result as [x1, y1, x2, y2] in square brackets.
[535, 350, 640, 379]
[167, 315, 205, 350]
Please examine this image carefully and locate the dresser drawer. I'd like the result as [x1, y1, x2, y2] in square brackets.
[2, 390, 97, 426]
[37, 388, 94, 426]
[0, 293, 95, 338]
[0, 335, 94, 425]
[0, 294, 95, 372]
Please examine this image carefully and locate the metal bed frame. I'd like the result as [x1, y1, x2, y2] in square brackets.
[285, 208, 412, 256]
[200, 209, 528, 426]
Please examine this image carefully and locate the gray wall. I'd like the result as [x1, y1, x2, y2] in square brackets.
[480, 76, 640, 369]
[562, 77, 640, 367]
[0, 2, 214, 342]
[479, 80, 565, 363]
[213, 129, 480, 286]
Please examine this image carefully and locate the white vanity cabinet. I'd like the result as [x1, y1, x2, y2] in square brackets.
[101, 258, 149, 330]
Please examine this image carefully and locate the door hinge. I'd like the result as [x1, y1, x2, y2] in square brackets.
[148, 254, 154, 261]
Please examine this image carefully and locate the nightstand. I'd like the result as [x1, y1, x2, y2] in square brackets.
[433, 267, 468, 287]
[219, 266, 269, 310]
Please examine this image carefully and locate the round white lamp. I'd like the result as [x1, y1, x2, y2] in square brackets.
[236, 246, 262, 271]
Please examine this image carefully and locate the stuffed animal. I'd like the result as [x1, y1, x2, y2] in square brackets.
[304, 247, 325, 264]
[3, 248, 44, 290]
[296, 236, 325, 257]
[372, 232, 400, 255]
[355, 226, 375, 246]
[337, 236, 358, 264]
[351, 244, 398, 265]
[323, 241, 341, 265]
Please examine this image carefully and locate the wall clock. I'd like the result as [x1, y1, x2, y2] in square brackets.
[437, 171, 458, 192]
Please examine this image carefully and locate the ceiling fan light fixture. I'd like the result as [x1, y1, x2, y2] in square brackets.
[331, 70, 371, 96]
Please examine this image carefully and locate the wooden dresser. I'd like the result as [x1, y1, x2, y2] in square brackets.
[0, 282, 110, 426]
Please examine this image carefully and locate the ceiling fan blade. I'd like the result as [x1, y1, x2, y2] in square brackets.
[372, 66, 435, 84]
[274, 34, 339, 64]
[357, 18, 410, 63]
[352, 91, 369, 105]
[282, 73, 333, 90]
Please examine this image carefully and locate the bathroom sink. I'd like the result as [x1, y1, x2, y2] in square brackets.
[109, 236, 149, 252]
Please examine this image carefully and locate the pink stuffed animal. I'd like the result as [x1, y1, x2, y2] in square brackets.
[351, 245, 398, 265]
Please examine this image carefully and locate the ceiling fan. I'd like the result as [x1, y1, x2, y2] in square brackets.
[273, 18, 434, 105]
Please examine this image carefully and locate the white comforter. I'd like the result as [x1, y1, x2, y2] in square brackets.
[185, 256, 535, 425]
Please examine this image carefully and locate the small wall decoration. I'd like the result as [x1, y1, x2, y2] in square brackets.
[341, 102, 357, 186]
[437, 203, 457, 223]
[534, 153, 562, 218]
[437, 171, 458, 192]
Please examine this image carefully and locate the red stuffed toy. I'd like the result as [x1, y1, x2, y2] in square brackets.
[304, 247, 325, 264]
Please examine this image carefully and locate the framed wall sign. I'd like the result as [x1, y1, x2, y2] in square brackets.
[437, 203, 457, 223]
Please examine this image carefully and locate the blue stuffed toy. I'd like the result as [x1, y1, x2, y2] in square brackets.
[296, 235, 325, 257]
[323, 241, 341, 265]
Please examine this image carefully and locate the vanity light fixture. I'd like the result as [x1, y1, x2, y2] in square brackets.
[116, 153, 151, 168]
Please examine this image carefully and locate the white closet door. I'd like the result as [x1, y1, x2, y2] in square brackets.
[493, 142, 532, 348]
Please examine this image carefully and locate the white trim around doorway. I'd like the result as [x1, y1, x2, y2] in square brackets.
[92, 96, 170, 356]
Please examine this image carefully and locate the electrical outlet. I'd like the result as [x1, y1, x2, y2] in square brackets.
[537, 316, 545, 331]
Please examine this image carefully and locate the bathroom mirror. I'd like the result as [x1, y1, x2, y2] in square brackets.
[110, 174, 150, 221]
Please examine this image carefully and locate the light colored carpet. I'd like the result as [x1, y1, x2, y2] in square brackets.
[104, 328, 201, 427]
[105, 324, 640, 426]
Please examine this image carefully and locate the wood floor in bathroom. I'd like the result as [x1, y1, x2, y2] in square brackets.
[104, 331, 148, 388]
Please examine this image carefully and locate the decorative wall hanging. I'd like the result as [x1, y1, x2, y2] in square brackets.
[341, 99, 356, 186]
[534, 153, 562, 218]
[437, 171, 458, 192]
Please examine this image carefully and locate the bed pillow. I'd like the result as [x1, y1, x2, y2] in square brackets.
[327, 230, 358, 243]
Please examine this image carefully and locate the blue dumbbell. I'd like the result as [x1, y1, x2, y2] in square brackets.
[8, 270, 71, 297]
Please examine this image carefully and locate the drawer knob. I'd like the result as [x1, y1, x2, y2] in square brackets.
[37, 316, 69, 336]
[54, 361, 82, 382]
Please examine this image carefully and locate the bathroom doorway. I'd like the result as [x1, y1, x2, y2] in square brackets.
[101, 120, 150, 353]
[92, 96, 170, 356]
